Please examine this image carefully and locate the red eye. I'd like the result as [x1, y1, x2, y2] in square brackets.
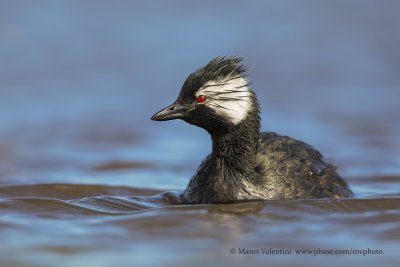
[197, 95, 206, 103]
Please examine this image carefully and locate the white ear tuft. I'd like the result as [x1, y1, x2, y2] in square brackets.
[197, 76, 252, 124]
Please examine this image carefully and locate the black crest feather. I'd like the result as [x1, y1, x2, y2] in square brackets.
[179, 56, 247, 101]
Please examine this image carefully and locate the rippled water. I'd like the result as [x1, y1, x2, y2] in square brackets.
[1, 1, 400, 266]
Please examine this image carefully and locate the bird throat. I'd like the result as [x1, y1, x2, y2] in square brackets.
[210, 113, 260, 175]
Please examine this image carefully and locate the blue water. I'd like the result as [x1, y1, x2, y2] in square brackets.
[1, 1, 400, 266]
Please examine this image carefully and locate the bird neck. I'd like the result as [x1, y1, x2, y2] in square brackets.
[210, 109, 260, 174]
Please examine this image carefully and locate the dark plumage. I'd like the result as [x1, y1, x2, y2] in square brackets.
[151, 56, 353, 204]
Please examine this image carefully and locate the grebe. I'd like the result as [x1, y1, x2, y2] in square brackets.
[151, 56, 353, 204]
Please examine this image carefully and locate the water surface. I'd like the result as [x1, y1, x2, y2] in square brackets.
[1, 1, 399, 266]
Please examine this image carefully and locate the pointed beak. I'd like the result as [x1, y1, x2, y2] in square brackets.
[151, 103, 189, 121]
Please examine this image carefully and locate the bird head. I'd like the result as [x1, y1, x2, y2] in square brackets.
[151, 56, 258, 134]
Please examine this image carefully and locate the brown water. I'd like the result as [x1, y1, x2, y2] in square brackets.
[1, 1, 400, 266]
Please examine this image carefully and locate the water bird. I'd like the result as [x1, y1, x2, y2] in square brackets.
[151, 56, 353, 204]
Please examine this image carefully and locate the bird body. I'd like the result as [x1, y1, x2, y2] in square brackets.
[152, 57, 353, 204]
